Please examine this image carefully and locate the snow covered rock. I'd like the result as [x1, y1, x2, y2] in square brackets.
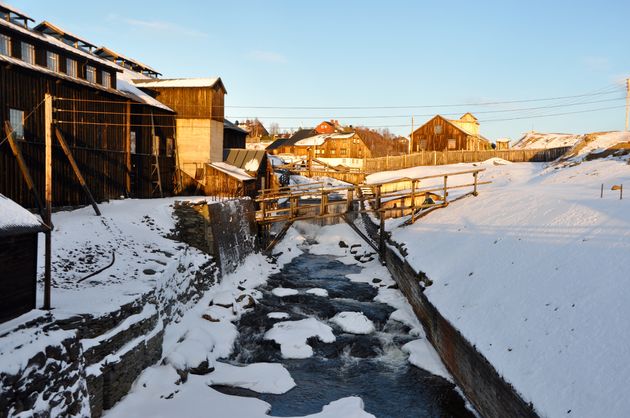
[402, 339, 452, 382]
[271, 287, 299, 297]
[306, 288, 329, 297]
[207, 362, 296, 394]
[264, 318, 335, 359]
[330, 312, 375, 335]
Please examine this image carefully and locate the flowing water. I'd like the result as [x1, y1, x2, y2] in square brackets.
[221, 250, 476, 418]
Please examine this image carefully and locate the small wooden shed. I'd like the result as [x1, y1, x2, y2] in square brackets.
[0, 194, 47, 323]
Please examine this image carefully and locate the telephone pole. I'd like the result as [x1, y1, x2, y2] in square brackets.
[409, 116, 414, 154]
[625, 78, 629, 131]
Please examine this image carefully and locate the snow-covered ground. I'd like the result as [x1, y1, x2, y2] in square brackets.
[33, 197, 216, 318]
[370, 145, 630, 417]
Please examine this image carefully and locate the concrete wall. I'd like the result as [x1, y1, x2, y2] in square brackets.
[359, 212, 539, 418]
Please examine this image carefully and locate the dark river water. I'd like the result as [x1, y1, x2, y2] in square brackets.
[220, 250, 476, 418]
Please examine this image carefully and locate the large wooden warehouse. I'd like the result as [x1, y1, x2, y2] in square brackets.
[0, 5, 177, 209]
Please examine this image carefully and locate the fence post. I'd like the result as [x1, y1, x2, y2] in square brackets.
[473, 171, 479, 196]
[443, 175, 448, 204]
[433, 151, 437, 166]
[410, 179, 416, 223]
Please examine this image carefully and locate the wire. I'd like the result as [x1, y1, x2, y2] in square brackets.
[0, 97, 47, 148]
[51, 85, 622, 110]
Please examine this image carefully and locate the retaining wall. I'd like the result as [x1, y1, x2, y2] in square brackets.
[360, 212, 539, 418]
[0, 198, 258, 418]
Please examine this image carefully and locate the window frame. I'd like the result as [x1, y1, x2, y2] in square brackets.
[447, 139, 457, 150]
[101, 70, 111, 88]
[9, 108, 25, 140]
[0, 34, 10, 56]
[66, 57, 77, 77]
[21, 42, 35, 64]
[46, 51, 59, 72]
[86, 65, 96, 83]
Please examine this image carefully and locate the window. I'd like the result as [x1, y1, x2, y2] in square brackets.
[46, 51, 59, 72]
[330, 149, 336, 155]
[66, 58, 77, 77]
[434, 124, 442, 134]
[0, 34, 10, 56]
[166, 138, 174, 157]
[9, 109, 25, 140]
[340, 148, 347, 155]
[130, 131, 137, 154]
[86, 65, 96, 83]
[152, 136, 160, 155]
[420, 140, 427, 149]
[448, 139, 457, 150]
[21, 42, 35, 64]
[101, 70, 111, 88]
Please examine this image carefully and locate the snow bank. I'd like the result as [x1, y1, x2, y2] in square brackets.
[264, 318, 336, 359]
[389, 159, 630, 418]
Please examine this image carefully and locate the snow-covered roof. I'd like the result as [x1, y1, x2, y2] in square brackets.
[116, 68, 173, 112]
[0, 18, 120, 71]
[208, 162, 254, 181]
[0, 194, 46, 237]
[133, 77, 222, 89]
[94, 46, 161, 76]
[513, 131, 583, 150]
[294, 132, 357, 147]
[0, 2, 33, 22]
[34, 20, 97, 50]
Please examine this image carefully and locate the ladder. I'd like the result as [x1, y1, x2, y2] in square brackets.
[150, 112, 163, 198]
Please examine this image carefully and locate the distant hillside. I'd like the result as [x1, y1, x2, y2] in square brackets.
[512, 131, 583, 149]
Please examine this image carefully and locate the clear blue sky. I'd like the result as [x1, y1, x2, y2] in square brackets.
[11, 0, 630, 141]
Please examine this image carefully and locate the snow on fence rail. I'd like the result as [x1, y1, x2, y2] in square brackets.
[364, 147, 571, 173]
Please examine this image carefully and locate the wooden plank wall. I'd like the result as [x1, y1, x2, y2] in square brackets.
[0, 66, 176, 209]
[364, 147, 572, 173]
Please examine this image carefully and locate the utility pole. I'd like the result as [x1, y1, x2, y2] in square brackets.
[625, 78, 629, 132]
[409, 116, 414, 154]
[44, 93, 53, 310]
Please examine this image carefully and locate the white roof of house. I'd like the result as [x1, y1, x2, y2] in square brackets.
[208, 162, 254, 181]
[294, 132, 356, 147]
[0, 194, 44, 234]
[132, 77, 221, 88]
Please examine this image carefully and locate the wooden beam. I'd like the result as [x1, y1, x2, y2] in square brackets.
[54, 127, 101, 216]
[125, 100, 131, 195]
[44, 93, 52, 311]
[3, 121, 45, 218]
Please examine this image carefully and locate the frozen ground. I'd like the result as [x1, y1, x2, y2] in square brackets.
[368, 145, 630, 417]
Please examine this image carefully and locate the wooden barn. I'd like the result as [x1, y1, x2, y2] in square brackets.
[0, 7, 177, 209]
[223, 119, 247, 149]
[411, 113, 492, 152]
[204, 149, 274, 198]
[132, 77, 227, 180]
[266, 128, 317, 157]
[0, 194, 47, 323]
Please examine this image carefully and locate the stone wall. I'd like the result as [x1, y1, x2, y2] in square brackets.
[359, 212, 539, 418]
[172, 198, 258, 275]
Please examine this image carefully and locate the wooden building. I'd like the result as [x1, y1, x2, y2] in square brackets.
[314, 119, 342, 134]
[495, 138, 510, 150]
[411, 113, 492, 152]
[0, 6, 177, 209]
[223, 119, 247, 149]
[132, 77, 227, 180]
[0, 194, 47, 323]
[205, 149, 274, 198]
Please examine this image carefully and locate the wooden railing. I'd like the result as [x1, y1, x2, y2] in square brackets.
[364, 147, 571, 173]
[255, 168, 489, 226]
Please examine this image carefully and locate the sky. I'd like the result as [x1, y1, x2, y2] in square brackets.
[9, 0, 630, 141]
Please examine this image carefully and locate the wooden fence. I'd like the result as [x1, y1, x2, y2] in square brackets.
[364, 147, 571, 173]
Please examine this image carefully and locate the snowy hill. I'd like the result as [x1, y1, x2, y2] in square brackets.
[512, 131, 583, 149]
[560, 131, 630, 162]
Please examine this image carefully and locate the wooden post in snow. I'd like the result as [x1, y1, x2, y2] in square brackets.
[443, 175, 448, 205]
[125, 101, 131, 195]
[43, 93, 52, 310]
